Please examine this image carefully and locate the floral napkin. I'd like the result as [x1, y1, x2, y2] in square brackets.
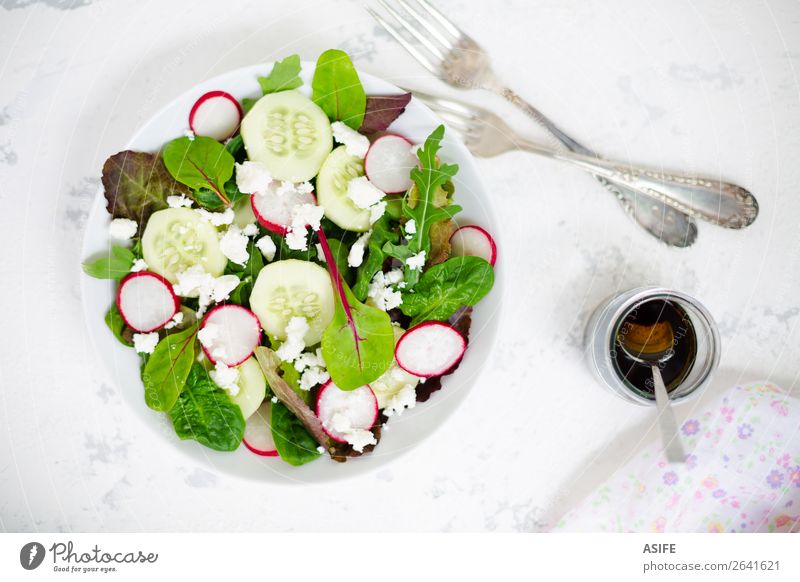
[556, 382, 800, 532]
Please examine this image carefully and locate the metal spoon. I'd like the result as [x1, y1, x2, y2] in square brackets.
[618, 320, 686, 463]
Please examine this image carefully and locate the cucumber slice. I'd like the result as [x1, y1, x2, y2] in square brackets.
[316, 146, 371, 232]
[230, 356, 267, 420]
[249, 259, 334, 346]
[240, 91, 332, 182]
[141, 208, 227, 283]
[370, 325, 420, 409]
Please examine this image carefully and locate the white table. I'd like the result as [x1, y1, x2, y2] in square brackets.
[1, 0, 799, 532]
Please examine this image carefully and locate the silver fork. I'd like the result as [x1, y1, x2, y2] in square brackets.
[368, 0, 707, 246]
[414, 92, 758, 229]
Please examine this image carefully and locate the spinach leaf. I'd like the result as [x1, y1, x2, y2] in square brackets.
[383, 125, 461, 286]
[400, 256, 494, 325]
[353, 214, 398, 301]
[258, 54, 303, 94]
[102, 151, 186, 231]
[105, 303, 133, 347]
[224, 134, 246, 161]
[170, 364, 245, 452]
[319, 232, 394, 391]
[141, 325, 197, 412]
[311, 49, 366, 130]
[162, 136, 234, 207]
[359, 93, 412, 134]
[82, 245, 134, 280]
[270, 400, 321, 466]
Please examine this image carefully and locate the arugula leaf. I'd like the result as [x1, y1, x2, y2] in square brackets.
[141, 325, 197, 412]
[383, 125, 462, 286]
[105, 303, 133, 347]
[318, 231, 394, 390]
[82, 245, 135, 280]
[258, 54, 303, 94]
[400, 256, 494, 325]
[353, 214, 398, 301]
[170, 364, 245, 452]
[102, 151, 186, 231]
[270, 401, 321, 466]
[311, 49, 366, 130]
[359, 93, 412, 134]
[162, 136, 235, 207]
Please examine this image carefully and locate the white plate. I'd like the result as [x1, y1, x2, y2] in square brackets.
[81, 62, 503, 483]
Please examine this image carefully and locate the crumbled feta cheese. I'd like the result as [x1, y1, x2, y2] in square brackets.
[183, 129, 196, 141]
[367, 269, 405, 311]
[235, 161, 272, 194]
[219, 225, 250, 265]
[242, 222, 259, 237]
[109, 218, 137, 240]
[255, 236, 277, 262]
[406, 250, 426, 271]
[331, 121, 370, 158]
[294, 348, 326, 372]
[271, 396, 279, 404]
[133, 332, 159, 354]
[382, 384, 417, 417]
[164, 311, 184, 330]
[167, 194, 193, 208]
[316, 446, 326, 454]
[130, 258, 148, 272]
[405, 219, 416, 235]
[196, 207, 235, 227]
[369, 200, 387, 224]
[330, 413, 377, 452]
[347, 230, 371, 268]
[210, 361, 240, 396]
[276, 316, 309, 362]
[300, 367, 330, 391]
[294, 348, 329, 390]
[173, 265, 240, 317]
[315, 242, 326, 263]
[347, 176, 385, 209]
[285, 203, 324, 251]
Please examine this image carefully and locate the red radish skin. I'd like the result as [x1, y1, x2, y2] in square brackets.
[199, 304, 262, 367]
[315, 381, 378, 443]
[188, 91, 243, 141]
[251, 189, 317, 235]
[243, 401, 279, 457]
[394, 321, 467, 378]
[364, 134, 417, 194]
[449, 225, 497, 266]
[116, 271, 180, 333]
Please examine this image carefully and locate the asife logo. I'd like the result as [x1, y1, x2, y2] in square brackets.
[20, 542, 46, 570]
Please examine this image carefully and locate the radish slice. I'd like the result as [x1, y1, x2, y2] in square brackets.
[116, 271, 179, 333]
[188, 90, 243, 141]
[364, 134, 417, 194]
[199, 305, 261, 366]
[450, 225, 497, 266]
[243, 401, 279, 457]
[251, 186, 316, 235]
[315, 381, 378, 443]
[395, 322, 466, 378]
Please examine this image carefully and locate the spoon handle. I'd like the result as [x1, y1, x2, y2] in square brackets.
[652, 365, 686, 463]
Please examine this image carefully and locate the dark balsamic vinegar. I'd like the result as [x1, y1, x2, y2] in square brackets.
[613, 299, 697, 395]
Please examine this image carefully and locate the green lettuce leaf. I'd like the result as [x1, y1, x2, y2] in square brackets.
[162, 136, 235, 207]
[102, 151, 187, 231]
[270, 401, 321, 466]
[170, 364, 245, 452]
[311, 49, 366, 129]
[399, 255, 494, 325]
[141, 325, 197, 412]
[82, 245, 135, 280]
[258, 54, 303, 94]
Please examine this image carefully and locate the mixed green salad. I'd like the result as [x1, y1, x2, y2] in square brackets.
[83, 50, 497, 466]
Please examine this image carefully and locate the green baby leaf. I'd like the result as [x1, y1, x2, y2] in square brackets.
[170, 364, 245, 452]
[104, 303, 133, 347]
[141, 325, 198, 412]
[258, 54, 303, 94]
[353, 214, 398, 301]
[270, 401, 321, 466]
[311, 49, 366, 129]
[82, 245, 135, 280]
[400, 255, 494, 326]
[162, 136, 235, 207]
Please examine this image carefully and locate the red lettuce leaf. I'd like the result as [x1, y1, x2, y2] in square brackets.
[359, 93, 412, 135]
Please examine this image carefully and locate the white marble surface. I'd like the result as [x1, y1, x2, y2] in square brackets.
[1, 0, 799, 532]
